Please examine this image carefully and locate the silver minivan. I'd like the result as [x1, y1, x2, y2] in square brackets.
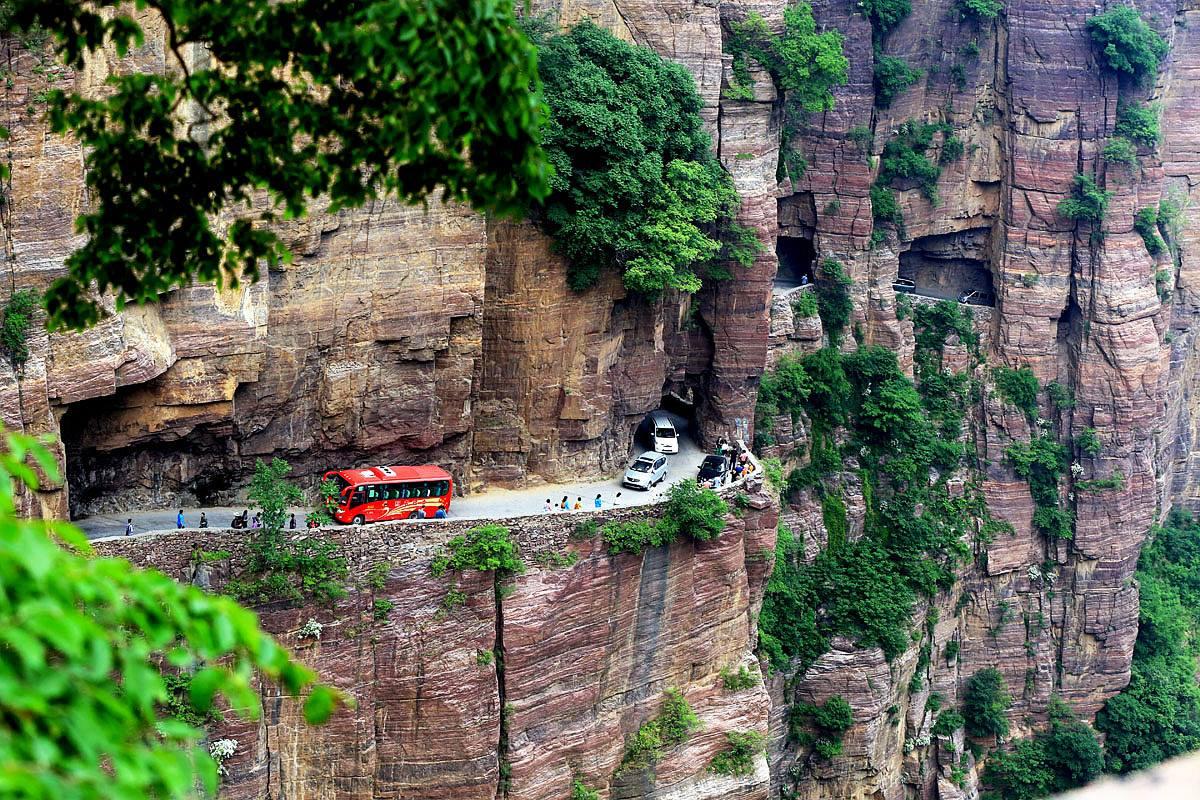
[649, 412, 679, 454]
[623, 453, 668, 490]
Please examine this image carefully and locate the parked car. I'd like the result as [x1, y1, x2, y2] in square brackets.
[623, 453, 668, 490]
[698, 455, 729, 483]
[893, 278, 916, 294]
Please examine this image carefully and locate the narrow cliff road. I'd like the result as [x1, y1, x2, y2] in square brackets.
[76, 416, 713, 540]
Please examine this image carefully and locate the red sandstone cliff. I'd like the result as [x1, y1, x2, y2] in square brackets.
[6, 1, 1200, 799]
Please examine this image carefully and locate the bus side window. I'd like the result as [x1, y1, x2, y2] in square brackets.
[399, 486, 408, 499]
[439, 481, 449, 496]
[368, 485, 378, 501]
[423, 482, 433, 498]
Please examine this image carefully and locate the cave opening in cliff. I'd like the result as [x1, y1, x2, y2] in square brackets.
[898, 230, 995, 305]
[58, 389, 237, 519]
[775, 236, 816, 287]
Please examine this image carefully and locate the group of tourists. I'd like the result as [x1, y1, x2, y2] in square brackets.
[543, 492, 623, 514]
[124, 509, 324, 536]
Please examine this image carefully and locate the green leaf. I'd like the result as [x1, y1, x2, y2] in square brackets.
[302, 684, 336, 724]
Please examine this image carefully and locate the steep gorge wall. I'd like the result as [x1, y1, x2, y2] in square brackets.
[93, 492, 780, 800]
[0, 1, 769, 517]
[6, 1, 1200, 799]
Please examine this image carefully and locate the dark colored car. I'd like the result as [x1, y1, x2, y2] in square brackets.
[698, 455, 729, 482]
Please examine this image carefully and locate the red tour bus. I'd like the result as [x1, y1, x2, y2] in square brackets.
[322, 465, 453, 524]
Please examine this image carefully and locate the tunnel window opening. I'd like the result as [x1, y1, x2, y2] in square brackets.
[776, 236, 816, 287]
[897, 230, 996, 306]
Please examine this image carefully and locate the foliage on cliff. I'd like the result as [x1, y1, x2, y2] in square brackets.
[982, 699, 1103, 800]
[1, 288, 38, 369]
[432, 524, 524, 578]
[757, 309, 984, 670]
[1086, 6, 1169, 81]
[964, 667, 1012, 739]
[618, 688, 700, 773]
[0, 428, 342, 798]
[601, 480, 727, 555]
[531, 21, 757, 296]
[1096, 510, 1200, 773]
[2, 0, 549, 330]
[228, 458, 349, 605]
[725, 6, 848, 112]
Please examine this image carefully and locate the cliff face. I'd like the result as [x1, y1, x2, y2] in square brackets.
[6, 1, 1200, 799]
[93, 493, 780, 800]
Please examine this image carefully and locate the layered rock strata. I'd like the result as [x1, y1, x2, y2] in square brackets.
[93, 491, 779, 800]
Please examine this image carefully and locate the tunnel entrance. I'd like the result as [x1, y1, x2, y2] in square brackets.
[898, 229, 996, 305]
[58, 387, 238, 519]
[776, 236, 816, 287]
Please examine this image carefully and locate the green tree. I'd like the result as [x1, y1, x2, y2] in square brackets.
[873, 55, 921, 108]
[1058, 173, 1112, 224]
[964, 667, 1012, 739]
[726, 6, 849, 113]
[432, 524, 524, 578]
[993, 365, 1040, 420]
[2, 0, 549, 330]
[535, 21, 755, 295]
[1096, 511, 1200, 773]
[1086, 6, 1169, 81]
[231, 458, 348, 604]
[956, 0, 1003, 22]
[0, 428, 343, 798]
[248, 457, 303, 533]
[983, 699, 1103, 800]
[859, 0, 912, 35]
[659, 479, 729, 543]
[1115, 102, 1160, 146]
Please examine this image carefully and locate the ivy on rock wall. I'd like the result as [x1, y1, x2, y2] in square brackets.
[1096, 510, 1200, 773]
[531, 20, 759, 295]
[757, 302, 988, 674]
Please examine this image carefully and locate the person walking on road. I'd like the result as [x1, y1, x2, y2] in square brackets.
[199, 512, 208, 529]
[594, 493, 602, 509]
[560, 495, 569, 511]
[612, 491, 622, 508]
[573, 497, 582, 510]
[176, 509, 185, 529]
[124, 519, 133, 537]
[289, 513, 297, 530]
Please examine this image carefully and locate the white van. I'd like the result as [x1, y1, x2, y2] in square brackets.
[649, 412, 679, 454]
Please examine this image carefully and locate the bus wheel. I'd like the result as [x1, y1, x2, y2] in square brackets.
[352, 515, 365, 525]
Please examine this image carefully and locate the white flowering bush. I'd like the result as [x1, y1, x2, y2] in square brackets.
[1028, 564, 1042, 582]
[209, 738, 238, 775]
[1070, 461, 1084, 478]
[298, 618, 323, 640]
[903, 733, 932, 753]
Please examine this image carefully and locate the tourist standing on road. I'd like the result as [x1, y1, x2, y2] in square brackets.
[560, 495, 569, 510]
[543, 498, 553, 513]
[594, 493, 602, 509]
[125, 519, 133, 536]
[176, 509, 185, 529]
[241, 510, 250, 528]
[199, 513, 208, 529]
[289, 513, 296, 529]
[435, 507, 446, 519]
[574, 497, 582, 510]
[612, 491, 622, 508]
[251, 513, 262, 529]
